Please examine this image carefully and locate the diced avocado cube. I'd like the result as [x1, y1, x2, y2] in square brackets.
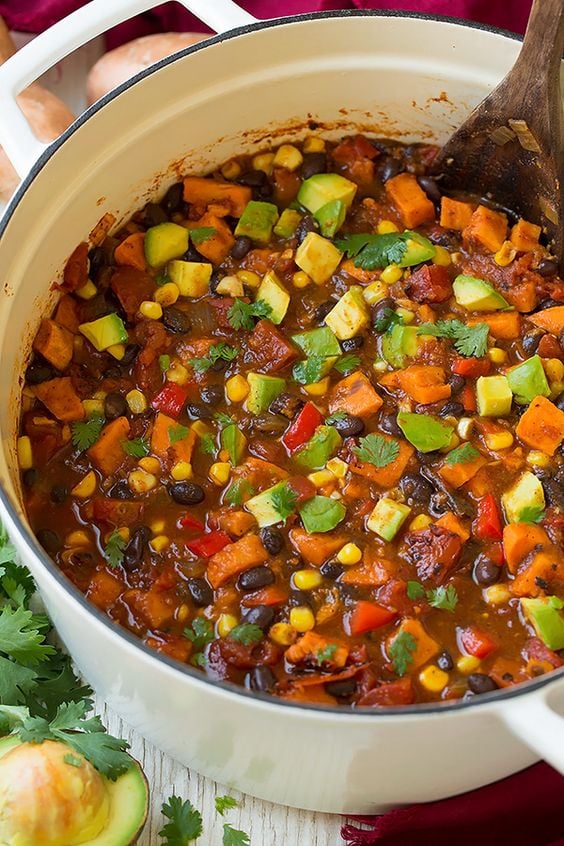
[168, 260, 212, 297]
[246, 373, 286, 415]
[246, 481, 290, 527]
[324, 286, 370, 341]
[292, 326, 341, 358]
[220, 423, 247, 466]
[235, 200, 279, 244]
[79, 313, 128, 352]
[274, 209, 302, 239]
[294, 425, 342, 471]
[299, 495, 346, 533]
[397, 232, 436, 267]
[521, 597, 564, 651]
[298, 173, 357, 215]
[453, 274, 510, 311]
[381, 324, 419, 368]
[255, 270, 290, 325]
[144, 222, 189, 267]
[507, 355, 550, 405]
[367, 497, 411, 541]
[476, 375, 513, 417]
[397, 411, 454, 453]
[295, 232, 343, 284]
[314, 199, 346, 238]
[502, 471, 545, 524]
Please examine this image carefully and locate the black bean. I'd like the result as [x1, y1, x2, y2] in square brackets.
[230, 236, 253, 259]
[473, 556, 500, 586]
[260, 527, 284, 555]
[104, 392, 128, 421]
[320, 560, 344, 580]
[538, 298, 560, 310]
[121, 344, 140, 366]
[169, 482, 205, 505]
[400, 472, 433, 507]
[184, 245, 203, 262]
[144, 202, 168, 227]
[372, 297, 396, 327]
[50, 485, 68, 504]
[417, 176, 442, 204]
[88, 246, 106, 282]
[269, 392, 304, 420]
[288, 589, 311, 607]
[26, 361, 57, 384]
[325, 678, 356, 698]
[439, 401, 465, 418]
[22, 469, 37, 488]
[338, 583, 360, 602]
[301, 152, 327, 180]
[162, 182, 184, 214]
[378, 155, 402, 183]
[186, 577, 214, 607]
[379, 413, 402, 437]
[314, 301, 335, 324]
[437, 651, 454, 671]
[209, 271, 223, 294]
[553, 392, 564, 412]
[448, 374, 465, 395]
[251, 414, 289, 436]
[237, 169, 273, 200]
[123, 526, 151, 571]
[200, 385, 223, 406]
[467, 673, 498, 695]
[242, 604, 275, 630]
[537, 258, 559, 278]
[521, 333, 541, 356]
[162, 306, 191, 334]
[341, 336, 364, 352]
[109, 480, 134, 500]
[542, 476, 564, 510]
[237, 566, 275, 592]
[328, 413, 364, 437]
[295, 214, 318, 246]
[186, 403, 212, 420]
[37, 529, 61, 555]
[248, 665, 276, 693]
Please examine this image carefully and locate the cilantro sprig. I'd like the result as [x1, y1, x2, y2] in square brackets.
[190, 226, 217, 246]
[373, 308, 403, 334]
[215, 795, 238, 816]
[169, 424, 190, 444]
[270, 482, 298, 522]
[228, 299, 272, 331]
[122, 436, 150, 458]
[223, 824, 251, 846]
[71, 415, 105, 451]
[407, 580, 459, 612]
[418, 319, 490, 358]
[190, 342, 239, 374]
[353, 434, 400, 468]
[160, 794, 203, 844]
[184, 617, 214, 651]
[292, 356, 326, 385]
[389, 631, 417, 676]
[336, 232, 409, 269]
[444, 443, 480, 466]
[316, 644, 338, 665]
[229, 623, 263, 646]
[225, 480, 255, 507]
[518, 505, 546, 524]
[333, 354, 361, 374]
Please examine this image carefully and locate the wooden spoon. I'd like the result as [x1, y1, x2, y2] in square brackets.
[431, 0, 564, 268]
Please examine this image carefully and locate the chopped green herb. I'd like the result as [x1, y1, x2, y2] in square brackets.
[353, 434, 400, 468]
[228, 298, 272, 331]
[215, 795, 239, 816]
[215, 412, 235, 428]
[160, 794, 203, 844]
[223, 823, 250, 846]
[199, 433, 217, 456]
[64, 752, 83, 768]
[190, 226, 217, 246]
[104, 530, 126, 570]
[373, 308, 403, 334]
[426, 584, 459, 613]
[70, 415, 105, 452]
[406, 581, 425, 600]
[316, 644, 337, 665]
[336, 232, 408, 269]
[184, 617, 214, 650]
[190, 652, 207, 668]
[225, 480, 255, 507]
[333, 354, 361, 374]
[229, 623, 263, 646]
[326, 411, 348, 425]
[292, 356, 327, 385]
[190, 342, 239, 374]
[270, 482, 298, 522]
[417, 319, 490, 358]
[169, 424, 190, 444]
[389, 631, 417, 676]
[121, 437, 150, 458]
[444, 443, 480, 466]
[159, 354, 171, 372]
[518, 505, 546, 524]
[155, 273, 172, 287]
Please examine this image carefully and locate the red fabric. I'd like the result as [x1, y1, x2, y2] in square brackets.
[341, 762, 564, 846]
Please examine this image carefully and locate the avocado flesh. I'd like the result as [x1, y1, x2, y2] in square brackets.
[235, 201, 279, 244]
[476, 375, 513, 417]
[453, 274, 510, 311]
[246, 373, 286, 414]
[501, 471, 546, 524]
[314, 199, 346, 238]
[367, 497, 411, 541]
[246, 481, 289, 527]
[255, 271, 290, 325]
[293, 425, 342, 471]
[397, 412, 453, 452]
[295, 232, 343, 284]
[273, 208, 302, 239]
[324, 287, 370, 340]
[297, 173, 357, 215]
[521, 597, 564, 651]
[292, 327, 341, 358]
[168, 260, 212, 297]
[381, 324, 418, 368]
[79, 314, 128, 352]
[397, 233, 436, 267]
[220, 423, 247, 465]
[144, 222, 189, 267]
[0, 736, 148, 846]
[507, 355, 550, 405]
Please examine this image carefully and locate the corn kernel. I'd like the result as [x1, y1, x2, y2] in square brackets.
[17, 436, 33, 471]
[409, 514, 433, 531]
[166, 361, 190, 385]
[217, 613, 238, 637]
[273, 144, 303, 172]
[494, 241, 516, 267]
[216, 275, 244, 297]
[292, 270, 312, 289]
[61, 424, 71, 444]
[457, 417, 474, 440]
[303, 377, 330, 396]
[302, 136, 325, 153]
[432, 245, 452, 267]
[419, 665, 449, 692]
[107, 343, 126, 361]
[226, 374, 249, 403]
[307, 469, 335, 488]
[269, 622, 298, 646]
[252, 152, 275, 173]
[171, 461, 193, 481]
[544, 358, 564, 383]
[191, 420, 211, 438]
[116, 526, 130, 543]
[483, 584, 511, 605]
[485, 431, 514, 451]
[150, 534, 170, 553]
[128, 469, 157, 494]
[377, 219, 399, 235]
[154, 282, 180, 307]
[92, 390, 107, 400]
[150, 519, 166, 534]
[363, 281, 388, 305]
[65, 530, 90, 547]
[289, 606, 315, 633]
[440, 433, 460, 453]
[457, 655, 481, 674]
[139, 456, 161, 475]
[209, 462, 231, 486]
[76, 279, 98, 300]
[395, 307, 414, 324]
[237, 270, 261, 289]
[526, 450, 551, 468]
[126, 389, 147, 414]
[337, 543, 362, 565]
[82, 399, 104, 418]
[381, 264, 403, 285]
[139, 300, 163, 320]
[487, 347, 507, 364]
[221, 159, 242, 180]
[71, 470, 97, 499]
[176, 604, 189, 624]
[326, 457, 348, 478]
[550, 380, 564, 399]
[293, 570, 323, 591]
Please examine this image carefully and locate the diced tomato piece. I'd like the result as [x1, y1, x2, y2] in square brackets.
[537, 333, 564, 361]
[246, 319, 299, 374]
[332, 134, 380, 163]
[63, 242, 89, 291]
[473, 494, 504, 541]
[151, 384, 190, 418]
[461, 384, 477, 412]
[346, 601, 397, 636]
[406, 265, 452, 304]
[179, 515, 206, 533]
[92, 498, 144, 526]
[286, 475, 316, 504]
[404, 525, 462, 584]
[110, 267, 154, 320]
[282, 402, 323, 453]
[458, 626, 497, 659]
[208, 297, 236, 330]
[452, 357, 491, 378]
[241, 585, 289, 607]
[186, 531, 232, 558]
[357, 678, 415, 707]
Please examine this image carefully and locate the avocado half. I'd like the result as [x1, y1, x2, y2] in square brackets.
[0, 735, 149, 845]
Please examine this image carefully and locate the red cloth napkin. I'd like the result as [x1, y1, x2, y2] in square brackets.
[341, 762, 564, 846]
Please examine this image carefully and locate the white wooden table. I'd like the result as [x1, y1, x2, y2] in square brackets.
[97, 698, 344, 845]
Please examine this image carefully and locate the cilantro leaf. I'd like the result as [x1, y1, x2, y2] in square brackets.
[190, 226, 217, 246]
[336, 232, 408, 269]
[389, 631, 417, 676]
[169, 424, 190, 444]
[0, 655, 37, 704]
[121, 437, 150, 458]
[190, 652, 207, 668]
[445, 443, 480, 465]
[406, 581, 425, 600]
[215, 795, 239, 816]
[25, 652, 93, 720]
[270, 482, 298, 522]
[333, 354, 361, 375]
[0, 605, 55, 666]
[325, 411, 348, 425]
[223, 823, 250, 846]
[184, 617, 214, 651]
[0, 704, 31, 734]
[316, 644, 337, 665]
[373, 308, 403, 334]
[228, 299, 272, 331]
[71, 415, 105, 451]
[215, 412, 235, 428]
[353, 434, 400, 468]
[104, 530, 126, 570]
[426, 584, 458, 613]
[292, 355, 326, 385]
[200, 433, 217, 456]
[160, 795, 203, 844]
[190, 342, 239, 374]
[417, 319, 490, 358]
[518, 505, 546, 524]
[228, 623, 263, 646]
[64, 753, 83, 767]
[225, 480, 255, 507]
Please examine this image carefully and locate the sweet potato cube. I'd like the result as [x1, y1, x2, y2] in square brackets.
[88, 416, 130, 475]
[439, 196, 474, 230]
[34, 377, 85, 422]
[468, 312, 521, 340]
[189, 213, 235, 265]
[183, 177, 252, 218]
[385, 173, 435, 228]
[510, 219, 541, 252]
[207, 534, 269, 589]
[516, 396, 564, 455]
[329, 371, 383, 418]
[387, 618, 439, 669]
[529, 306, 564, 335]
[503, 522, 551, 574]
[289, 528, 348, 566]
[33, 318, 75, 371]
[463, 205, 507, 253]
[439, 454, 487, 489]
[351, 438, 414, 488]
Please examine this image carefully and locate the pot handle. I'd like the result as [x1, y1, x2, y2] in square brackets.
[501, 680, 564, 774]
[0, 0, 256, 179]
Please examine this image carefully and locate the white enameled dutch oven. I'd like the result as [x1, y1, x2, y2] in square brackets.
[0, 0, 562, 815]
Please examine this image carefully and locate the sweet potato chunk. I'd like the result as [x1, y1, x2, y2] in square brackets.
[111, 266, 154, 320]
[329, 371, 383, 418]
[468, 312, 521, 340]
[207, 534, 268, 589]
[404, 525, 462, 584]
[32, 318, 74, 371]
[246, 319, 299, 373]
[289, 528, 348, 566]
[529, 306, 564, 335]
[189, 213, 235, 264]
[397, 365, 451, 405]
[351, 438, 414, 488]
[510, 219, 541, 252]
[463, 205, 507, 253]
[114, 232, 147, 271]
[387, 619, 439, 669]
[503, 523, 551, 574]
[439, 196, 474, 230]
[183, 177, 251, 217]
[516, 396, 564, 455]
[88, 416, 130, 475]
[34, 377, 84, 422]
[385, 173, 435, 228]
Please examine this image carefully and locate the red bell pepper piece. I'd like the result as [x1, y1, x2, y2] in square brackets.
[282, 402, 323, 453]
[458, 626, 497, 660]
[460, 384, 477, 412]
[151, 384, 189, 418]
[186, 531, 231, 558]
[452, 357, 491, 378]
[286, 475, 317, 505]
[179, 515, 205, 533]
[474, 493, 503, 541]
[346, 601, 397, 637]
